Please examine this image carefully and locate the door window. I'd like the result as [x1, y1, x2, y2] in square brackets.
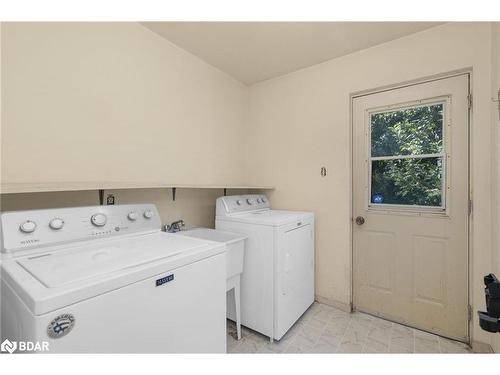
[368, 101, 447, 210]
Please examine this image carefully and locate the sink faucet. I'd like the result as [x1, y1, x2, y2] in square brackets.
[165, 220, 185, 233]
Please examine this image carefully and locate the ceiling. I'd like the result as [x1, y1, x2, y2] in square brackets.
[141, 22, 442, 85]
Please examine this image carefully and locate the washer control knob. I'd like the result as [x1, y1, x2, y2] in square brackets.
[246, 198, 254, 205]
[261, 197, 266, 203]
[256, 198, 262, 203]
[49, 218, 64, 230]
[143, 210, 154, 219]
[91, 213, 107, 227]
[236, 200, 243, 206]
[19, 220, 37, 233]
[127, 211, 138, 221]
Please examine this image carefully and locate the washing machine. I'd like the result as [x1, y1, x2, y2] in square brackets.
[0, 204, 226, 353]
[216, 194, 314, 341]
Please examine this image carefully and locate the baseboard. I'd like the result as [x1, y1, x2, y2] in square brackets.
[472, 340, 494, 353]
[315, 294, 352, 313]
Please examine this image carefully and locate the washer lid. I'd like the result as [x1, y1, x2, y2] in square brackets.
[1, 232, 225, 315]
[218, 210, 313, 226]
[17, 233, 210, 288]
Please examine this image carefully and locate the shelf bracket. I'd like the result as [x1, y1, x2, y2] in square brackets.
[172, 187, 176, 201]
[98, 189, 104, 205]
[223, 188, 227, 196]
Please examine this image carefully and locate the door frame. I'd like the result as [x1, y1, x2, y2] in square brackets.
[349, 68, 472, 343]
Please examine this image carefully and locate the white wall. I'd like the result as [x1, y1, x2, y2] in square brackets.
[1, 22, 250, 233]
[246, 22, 494, 346]
[1, 23, 247, 187]
[491, 23, 500, 354]
[0, 188, 245, 229]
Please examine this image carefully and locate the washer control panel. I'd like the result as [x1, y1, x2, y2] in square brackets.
[216, 194, 270, 215]
[1, 204, 161, 253]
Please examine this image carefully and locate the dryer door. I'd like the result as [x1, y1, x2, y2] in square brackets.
[275, 222, 314, 340]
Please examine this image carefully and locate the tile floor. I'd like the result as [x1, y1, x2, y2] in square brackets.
[227, 302, 472, 354]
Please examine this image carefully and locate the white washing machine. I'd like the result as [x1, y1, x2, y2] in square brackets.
[216, 194, 314, 341]
[0, 204, 226, 353]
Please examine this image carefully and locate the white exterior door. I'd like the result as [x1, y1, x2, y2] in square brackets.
[352, 74, 470, 342]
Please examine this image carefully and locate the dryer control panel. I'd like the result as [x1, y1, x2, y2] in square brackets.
[1, 204, 161, 254]
[216, 194, 270, 216]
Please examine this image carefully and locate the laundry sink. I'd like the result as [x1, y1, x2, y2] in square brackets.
[177, 228, 246, 282]
[177, 227, 247, 340]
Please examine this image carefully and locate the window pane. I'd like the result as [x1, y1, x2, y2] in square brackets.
[371, 104, 443, 157]
[371, 157, 443, 207]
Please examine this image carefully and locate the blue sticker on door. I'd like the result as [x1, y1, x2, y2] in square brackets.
[372, 194, 384, 204]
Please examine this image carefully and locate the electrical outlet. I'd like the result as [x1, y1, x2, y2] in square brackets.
[106, 194, 115, 205]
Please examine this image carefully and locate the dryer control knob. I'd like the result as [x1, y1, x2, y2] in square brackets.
[256, 198, 262, 203]
[246, 199, 254, 205]
[49, 218, 64, 230]
[236, 200, 243, 206]
[91, 213, 107, 227]
[143, 210, 154, 219]
[127, 211, 138, 221]
[20, 220, 37, 233]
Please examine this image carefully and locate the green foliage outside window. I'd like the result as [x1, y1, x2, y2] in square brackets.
[370, 104, 444, 207]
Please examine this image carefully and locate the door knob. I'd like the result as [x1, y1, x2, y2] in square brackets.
[355, 216, 365, 225]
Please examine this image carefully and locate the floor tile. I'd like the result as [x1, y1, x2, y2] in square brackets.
[306, 316, 328, 331]
[391, 324, 413, 338]
[313, 309, 334, 323]
[363, 336, 389, 353]
[227, 332, 239, 347]
[324, 322, 349, 339]
[339, 322, 369, 354]
[328, 313, 350, 326]
[319, 328, 343, 347]
[438, 337, 472, 353]
[367, 325, 391, 345]
[337, 341, 364, 353]
[226, 302, 473, 354]
[342, 322, 370, 344]
[234, 336, 265, 353]
[285, 344, 312, 353]
[389, 324, 414, 353]
[311, 335, 339, 353]
[371, 316, 393, 330]
[389, 344, 413, 353]
[291, 325, 323, 348]
[351, 311, 373, 326]
[414, 330, 440, 353]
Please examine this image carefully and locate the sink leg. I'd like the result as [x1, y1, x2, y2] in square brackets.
[235, 277, 242, 340]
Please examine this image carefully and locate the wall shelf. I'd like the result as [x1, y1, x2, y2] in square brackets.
[0, 182, 274, 195]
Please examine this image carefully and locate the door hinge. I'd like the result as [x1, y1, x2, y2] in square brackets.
[494, 89, 500, 120]
[467, 93, 473, 110]
[468, 199, 473, 216]
[467, 305, 473, 322]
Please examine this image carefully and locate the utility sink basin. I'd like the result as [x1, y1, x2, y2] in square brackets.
[177, 228, 246, 281]
[177, 227, 247, 340]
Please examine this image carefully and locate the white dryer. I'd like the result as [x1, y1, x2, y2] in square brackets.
[216, 194, 314, 341]
[0, 204, 226, 353]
